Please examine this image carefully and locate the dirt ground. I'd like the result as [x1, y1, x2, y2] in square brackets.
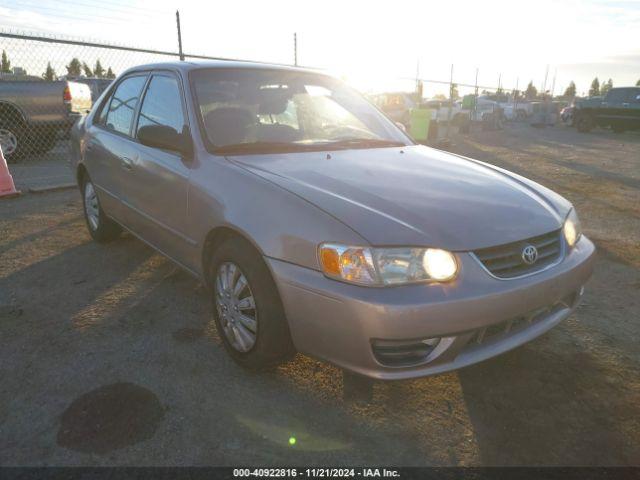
[0, 124, 638, 466]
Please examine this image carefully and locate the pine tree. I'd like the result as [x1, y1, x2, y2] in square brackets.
[82, 62, 93, 77]
[105, 67, 116, 79]
[524, 81, 537, 100]
[94, 59, 105, 78]
[600, 78, 613, 96]
[66, 58, 82, 77]
[1, 50, 11, 73]
[563, 81, 576, 98]
[589, 77, 600, 97]
[42, 62, 56, 81]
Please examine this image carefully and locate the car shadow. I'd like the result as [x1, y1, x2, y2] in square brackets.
[456, 333, 639, 465]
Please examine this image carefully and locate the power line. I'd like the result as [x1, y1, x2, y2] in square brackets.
[45, 0, 173, 17]
[3, 3, 171, 25]
[2, 0, 171, 27]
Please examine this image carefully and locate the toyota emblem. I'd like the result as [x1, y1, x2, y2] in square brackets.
[522, 245, 538, 265]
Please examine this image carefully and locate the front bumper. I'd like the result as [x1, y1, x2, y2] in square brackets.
[268, 236, 596, 380]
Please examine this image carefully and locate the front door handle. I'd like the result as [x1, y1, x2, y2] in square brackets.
[120, 156, 134, 170]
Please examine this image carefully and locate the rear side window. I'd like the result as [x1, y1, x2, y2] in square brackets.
[604, 89, 627, 103]
[104, 75, 147, 136]
[136, 74, 185, 135]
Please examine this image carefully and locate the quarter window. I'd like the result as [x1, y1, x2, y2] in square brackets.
[136, 75, 185, 135]
[104, 75, 147, 136]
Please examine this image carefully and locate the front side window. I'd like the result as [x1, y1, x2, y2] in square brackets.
[136, 74, 185, 135]
[104, 75, 147, 136]
[191, 68, 410, 154]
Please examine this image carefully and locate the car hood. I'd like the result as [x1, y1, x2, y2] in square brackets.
[228, 145, 569, 251]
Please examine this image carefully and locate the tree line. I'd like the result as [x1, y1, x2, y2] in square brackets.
[1, 50, 116, 80]
[43, 58, 116, 81]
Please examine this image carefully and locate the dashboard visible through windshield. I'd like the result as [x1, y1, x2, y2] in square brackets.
[191, 67, 411, 154]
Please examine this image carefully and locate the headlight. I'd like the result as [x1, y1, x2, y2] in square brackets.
[319, 243, 458, 286]
[563, 208, 582, 248]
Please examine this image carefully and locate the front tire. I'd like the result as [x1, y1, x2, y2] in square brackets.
[81, 174, 121, 243]
[210, 237, 295, 370]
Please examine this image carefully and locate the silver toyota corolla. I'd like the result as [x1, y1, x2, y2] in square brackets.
[70, 61, 595, 380]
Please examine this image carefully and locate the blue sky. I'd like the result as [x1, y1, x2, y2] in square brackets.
[1, 0, 638, 96]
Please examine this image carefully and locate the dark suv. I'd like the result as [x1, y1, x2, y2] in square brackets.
[574, 87, 640, 133]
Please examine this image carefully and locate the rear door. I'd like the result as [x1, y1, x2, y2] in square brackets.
[84, 74, 148, 224]
[126, 71, 194, 267]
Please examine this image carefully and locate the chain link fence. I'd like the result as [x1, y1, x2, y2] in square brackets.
[0, 31, 239, 164]
[0, 31, 533, 164]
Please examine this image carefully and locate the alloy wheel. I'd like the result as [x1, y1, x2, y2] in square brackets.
[215, 262, 258, 352]
[0, 128, 18, 156]
[84, 181, 100, 231]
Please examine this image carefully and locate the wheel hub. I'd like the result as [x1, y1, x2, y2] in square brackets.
[214, 262, 258, 353]
[84, 182, 100, 231]
[0, 128, 18, 156]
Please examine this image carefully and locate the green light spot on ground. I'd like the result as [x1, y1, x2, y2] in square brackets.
[289, 437, 296, 445]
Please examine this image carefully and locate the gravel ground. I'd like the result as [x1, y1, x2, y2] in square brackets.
[0, 124, 638, 466]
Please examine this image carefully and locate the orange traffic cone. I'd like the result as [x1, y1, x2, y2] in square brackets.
[0, 145, 20, 198]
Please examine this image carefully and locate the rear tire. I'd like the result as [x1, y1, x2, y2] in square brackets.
[209, 237, 295, 371]
[81, 174, 121, 243]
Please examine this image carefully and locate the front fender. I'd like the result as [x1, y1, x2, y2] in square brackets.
[187, 154, 368, 276]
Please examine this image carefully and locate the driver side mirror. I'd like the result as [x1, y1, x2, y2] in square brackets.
[395, 122, 407, 132]
[138, 124, 193, 158]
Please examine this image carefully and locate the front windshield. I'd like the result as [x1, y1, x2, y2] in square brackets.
[191, 67, 411, 154]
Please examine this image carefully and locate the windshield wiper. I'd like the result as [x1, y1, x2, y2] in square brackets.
[214, 141, 314, 155]
[321, 138, 406, 149]
[214, 138, 407, 155]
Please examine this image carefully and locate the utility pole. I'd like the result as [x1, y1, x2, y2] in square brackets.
[550, 68, 557, 98]
[474, 68, 479, 123]
[293, 33, 298, 66]
[445, 64, 454, 141]
[514, 77, 519, 115]
[176, 10, 184, 61]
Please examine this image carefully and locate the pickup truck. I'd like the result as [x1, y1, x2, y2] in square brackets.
[574, 87, 640, 133]
[0, 79, 92, 161]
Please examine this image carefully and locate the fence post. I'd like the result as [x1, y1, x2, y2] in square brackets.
[176, 10, 184, 61]
[293, 33, 298, 66]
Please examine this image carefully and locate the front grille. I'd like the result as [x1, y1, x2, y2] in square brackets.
[473, 229, 563, 278]
[467, 292, 577, 348]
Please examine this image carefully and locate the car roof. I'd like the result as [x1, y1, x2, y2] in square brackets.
[123, 59, 322, 76]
